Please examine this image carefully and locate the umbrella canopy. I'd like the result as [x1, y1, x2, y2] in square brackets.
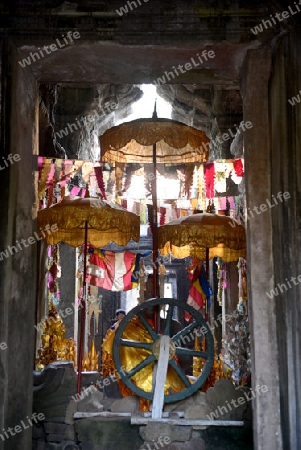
[158, 213, 246, 263]
[38, 196, 140, 247]
[99, 115, 210, 298]
[37, 195, 140, 394]
[99, 118, 210, 163]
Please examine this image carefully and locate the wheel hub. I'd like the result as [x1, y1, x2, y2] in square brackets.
[152, 336, 176, 360]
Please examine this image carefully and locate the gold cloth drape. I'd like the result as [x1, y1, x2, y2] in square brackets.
[37, 196, 140, 247]
[158, 213, 246, 263]
[161, 242, 246, 263]
[100, 118, 210, 164]
[102, 316, 186, 399]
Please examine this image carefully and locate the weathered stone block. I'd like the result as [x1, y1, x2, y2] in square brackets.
[163, 395, 194, 413]
[44, 421, 76, 442]
[184, 403, 214, 429]
[205, 379, 247, 421]
[75, 417, 143, 450]
[110, 395, 140, 413]
[44, 422, 70, 434]
[33, 362, 78, 422]
[45, 442, 79, 450]
[139, 439, 205, 450]
[77, 390, 104, 413]
[35, 440, 46, 450]
[139, 423, 192, 442]
[33, 423, 45, 439]
[65, 400, 78, 425]
[157, 439, 206, 450]
[191, 391, 207, 405]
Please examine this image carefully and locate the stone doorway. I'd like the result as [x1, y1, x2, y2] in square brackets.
[1, 10, 300, 446]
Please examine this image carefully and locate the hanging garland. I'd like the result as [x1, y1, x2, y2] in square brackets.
[94, 165, 107, 200]
[220, 304, 251, 386]
[47, 245, 61, 305]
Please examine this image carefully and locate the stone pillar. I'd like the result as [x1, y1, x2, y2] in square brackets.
[269, 31, 301, 450]
[0, 45, 39, 450]
[241, 48, 282, 449]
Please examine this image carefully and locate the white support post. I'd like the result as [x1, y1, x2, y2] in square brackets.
[151, 335, 170, 419]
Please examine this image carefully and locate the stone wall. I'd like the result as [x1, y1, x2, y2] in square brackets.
[269, 31, 301, 449]
[0, 44, 39, 450]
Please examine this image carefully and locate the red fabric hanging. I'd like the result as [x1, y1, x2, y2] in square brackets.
[94, 166, 107, 200]
[233, 159, 244, 177]
[159, 207, 166, 225]
[204, 163, 215, 199]
[147, 204, 155, 235]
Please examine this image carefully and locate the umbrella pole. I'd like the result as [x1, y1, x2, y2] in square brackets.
[152, 143, 160, 333]
[77, 220, 88, 394]
[152, 143, 159, 299]
[205, 247, 209, 322]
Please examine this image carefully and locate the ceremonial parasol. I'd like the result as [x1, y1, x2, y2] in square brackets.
[99, 111, 210, 297]
[37, 195, 140, 393]
[158, 212, 246, 317]
[158, 212, 246, 263]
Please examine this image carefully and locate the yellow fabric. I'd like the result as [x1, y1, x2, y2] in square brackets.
[160, 242, 246, 263]
[158, 213, 246, 263]
[37, 196, 140, 247]
[102, 316, 186, 396]
[100, 118, 210, 164]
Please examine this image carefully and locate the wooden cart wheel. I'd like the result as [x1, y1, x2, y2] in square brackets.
[113, 298, 214, 404]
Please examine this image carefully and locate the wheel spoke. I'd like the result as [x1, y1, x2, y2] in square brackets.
[172, 321, 199, 346]
[163, 305, 174, 336]
[127, 353, 156, 378]
[113, 298, 214, 403]
[137, 312, 159, 341]
[175, 347, 208, 359]
[120, 339, 153, 351]
[168, 359, 191, 388]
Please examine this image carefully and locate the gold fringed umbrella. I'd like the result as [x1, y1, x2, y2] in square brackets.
[100, 118, 210, 164]
[38, 196, 140, 248]
[99, 112, 210, 298]
[158, 212, 246, 320]
[38, 195, 140, 394]
[158, 213, 246, 263]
